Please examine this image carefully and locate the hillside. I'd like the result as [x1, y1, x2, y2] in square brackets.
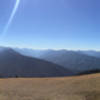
[38, 50, 100, 73]
[14, 48, 100, 74]
[0, 73, 100, 100]
[0, 48, 71, 77]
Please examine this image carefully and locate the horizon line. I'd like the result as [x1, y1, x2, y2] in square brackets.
[0, 45, 100, 52]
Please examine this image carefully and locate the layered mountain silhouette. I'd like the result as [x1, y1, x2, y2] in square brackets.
[15, 48, 100, 58]
[0, 47, 71, 77]
[39, 51, 100, 73]
[14, 48, 100, 74]
[79, 50, 100, 58]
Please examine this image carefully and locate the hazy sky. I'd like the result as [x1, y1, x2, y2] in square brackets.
[0, 0, 100, 50]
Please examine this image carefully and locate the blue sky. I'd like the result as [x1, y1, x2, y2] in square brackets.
[0, 0, 100, 50]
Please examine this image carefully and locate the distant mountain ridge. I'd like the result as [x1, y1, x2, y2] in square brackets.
[14, 48, 100, 58]
[0, 47, 71, 77]
[13, 48, 100, 74]
[79, 50, 100, 58]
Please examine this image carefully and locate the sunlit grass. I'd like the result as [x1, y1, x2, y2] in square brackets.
[0, 73, 100, 100]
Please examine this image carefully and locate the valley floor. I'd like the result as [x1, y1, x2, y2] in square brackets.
[0, 74, 100, 100]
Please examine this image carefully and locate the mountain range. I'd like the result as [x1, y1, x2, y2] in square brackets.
[14, 48, 100, 74]
[0, 47, 71, 77]
[0, 47, 100, 77]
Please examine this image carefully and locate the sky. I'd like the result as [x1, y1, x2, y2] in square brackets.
[0, 0, 100, 50]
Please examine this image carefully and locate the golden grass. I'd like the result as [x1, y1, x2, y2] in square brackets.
[0, 73, 100, 100]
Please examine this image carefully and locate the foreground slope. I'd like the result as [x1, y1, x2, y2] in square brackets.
[0, 73, 100, 100]
[0, 48, 70, 77]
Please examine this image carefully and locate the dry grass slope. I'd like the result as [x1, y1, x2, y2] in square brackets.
[0, 73, 100, 100]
